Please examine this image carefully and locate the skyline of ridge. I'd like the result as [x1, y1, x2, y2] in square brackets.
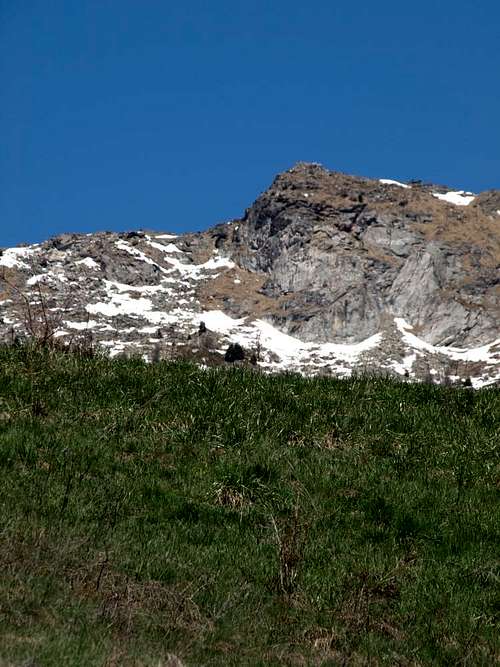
[2, 1, 499, 248]
[2, 161, 498, 248]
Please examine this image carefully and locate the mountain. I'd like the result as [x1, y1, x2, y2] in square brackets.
[1, 162, 499, 386]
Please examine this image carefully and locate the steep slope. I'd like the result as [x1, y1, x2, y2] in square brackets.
[215, 163, 500, 346]
[1, 163, 499, 386]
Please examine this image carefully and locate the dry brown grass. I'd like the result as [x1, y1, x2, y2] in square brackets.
[213, 482, 247, 510]
[1, 527, 213, 662]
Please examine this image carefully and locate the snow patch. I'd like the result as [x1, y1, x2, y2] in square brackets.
[139, 325, 160, 334]
[163, 254, 235, 279]
[197, 310, 382, 372]
[147, 240, 183, 253]
[104, 279, 174, 295]
[0, 246, 38, 269]
[75, 257, 100, 270]
[115, 239, 235, 283]
[198, 257, 235, 271]
[380, 179, 410, 189]
[65, 320, 100, 330]
[195, 310, 246, 333]
[391, 353, 417, 376]
[432, 191, 475, 206]
[115, 240, 159, 267]
[27, 274, 47, 286]
[395, 318, 500, 363]
[86, 282, 195, 327]
[86, 295, 154, 318]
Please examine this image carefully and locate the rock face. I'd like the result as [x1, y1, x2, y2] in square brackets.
[1, 163, 499, 387]
[220, 163, 500, 346]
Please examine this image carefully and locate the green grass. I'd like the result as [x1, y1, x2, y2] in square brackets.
[0, 344, 498, 666]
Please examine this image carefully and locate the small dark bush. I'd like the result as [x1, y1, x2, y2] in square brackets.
[224, 342, 245, 362]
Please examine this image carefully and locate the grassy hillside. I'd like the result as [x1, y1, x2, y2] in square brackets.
[0, 346, 498, 666]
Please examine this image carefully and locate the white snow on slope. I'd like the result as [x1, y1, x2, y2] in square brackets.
[379, 180, 477, 206]
[395, 318, 500, 363]
[379, 179, 410, 189]
[196, 310, 245, 332]
[195, 310, 382, 372]
[147, 240, 183, 253]
[0, 246, 38, 269]
[115, 240, 163, 268]
[86, 295, 157, 319]
[103, 279, 175, 294]
[162, 254, 235, 279]
[200, 257, 235, 271]
[65, 320, 100, 330]
[473, 366, 500, 389]
[432, 191, 475, 206]
[391, 353, 417, 376]
[138, 325, 160, 334]
[86, 280, 191, 326]
[27, 274, 46, 286]
[115, 238, 235, 281]
[75, 257, 100, 270]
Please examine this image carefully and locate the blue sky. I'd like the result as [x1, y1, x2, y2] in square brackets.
[1, 1, 499, 247]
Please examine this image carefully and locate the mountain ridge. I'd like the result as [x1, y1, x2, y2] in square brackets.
[1, 163, 499, 386]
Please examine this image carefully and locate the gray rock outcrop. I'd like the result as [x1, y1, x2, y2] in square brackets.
[218, 163, 500, 346]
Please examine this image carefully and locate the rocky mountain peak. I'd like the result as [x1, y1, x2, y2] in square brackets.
[1, 164, 499, 387]
[218, 164, 499, 347]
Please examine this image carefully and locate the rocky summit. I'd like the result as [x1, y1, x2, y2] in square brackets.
[1, 162, 499, 386]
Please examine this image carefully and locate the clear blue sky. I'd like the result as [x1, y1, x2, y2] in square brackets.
[1, 1, 499, 248]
